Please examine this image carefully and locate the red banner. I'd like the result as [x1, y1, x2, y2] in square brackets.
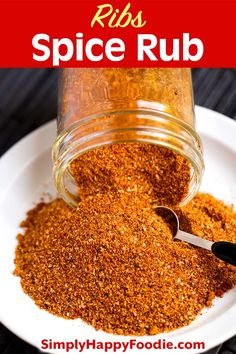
[0, 0, 235, 67]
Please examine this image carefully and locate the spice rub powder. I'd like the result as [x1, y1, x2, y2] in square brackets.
[70, 143, 191, 206]
[14, 192, 236, 336]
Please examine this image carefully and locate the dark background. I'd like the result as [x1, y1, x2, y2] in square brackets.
[0, 68, 236, 354]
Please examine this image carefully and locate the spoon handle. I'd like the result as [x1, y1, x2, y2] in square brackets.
[211, 242, 236, 267]
[176, 230, 213, 251]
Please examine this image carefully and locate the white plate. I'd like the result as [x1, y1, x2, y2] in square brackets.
[0, 106, 236, 354]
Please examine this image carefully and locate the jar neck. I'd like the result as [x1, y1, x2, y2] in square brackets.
[52, 109, 204, 207]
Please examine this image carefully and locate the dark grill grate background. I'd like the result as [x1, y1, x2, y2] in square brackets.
[0, 68, 235, 354]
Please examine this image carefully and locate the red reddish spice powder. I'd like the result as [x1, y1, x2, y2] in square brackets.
[70, 143, 191, 206]
[14, 192, 236, 335]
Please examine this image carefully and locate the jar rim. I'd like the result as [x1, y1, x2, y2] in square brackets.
[52, 109, 205, 207]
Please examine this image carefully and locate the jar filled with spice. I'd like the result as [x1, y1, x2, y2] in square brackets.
[52, 68, 204, 207]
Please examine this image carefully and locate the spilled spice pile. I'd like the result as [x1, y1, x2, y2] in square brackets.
[70, 143, 191, 205]
[14, 192, 236, 335]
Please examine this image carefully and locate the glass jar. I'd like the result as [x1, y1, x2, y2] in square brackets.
[52, 68, 204, 207]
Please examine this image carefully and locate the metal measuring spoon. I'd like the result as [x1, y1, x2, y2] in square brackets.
[155, 206, 236, 267]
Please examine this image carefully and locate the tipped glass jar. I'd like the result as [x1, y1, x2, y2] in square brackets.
[52, 68, 204, 207]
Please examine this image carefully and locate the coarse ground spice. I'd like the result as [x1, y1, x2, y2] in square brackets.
[70, 143, 191, 206]
[14, 192, 236, 335]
